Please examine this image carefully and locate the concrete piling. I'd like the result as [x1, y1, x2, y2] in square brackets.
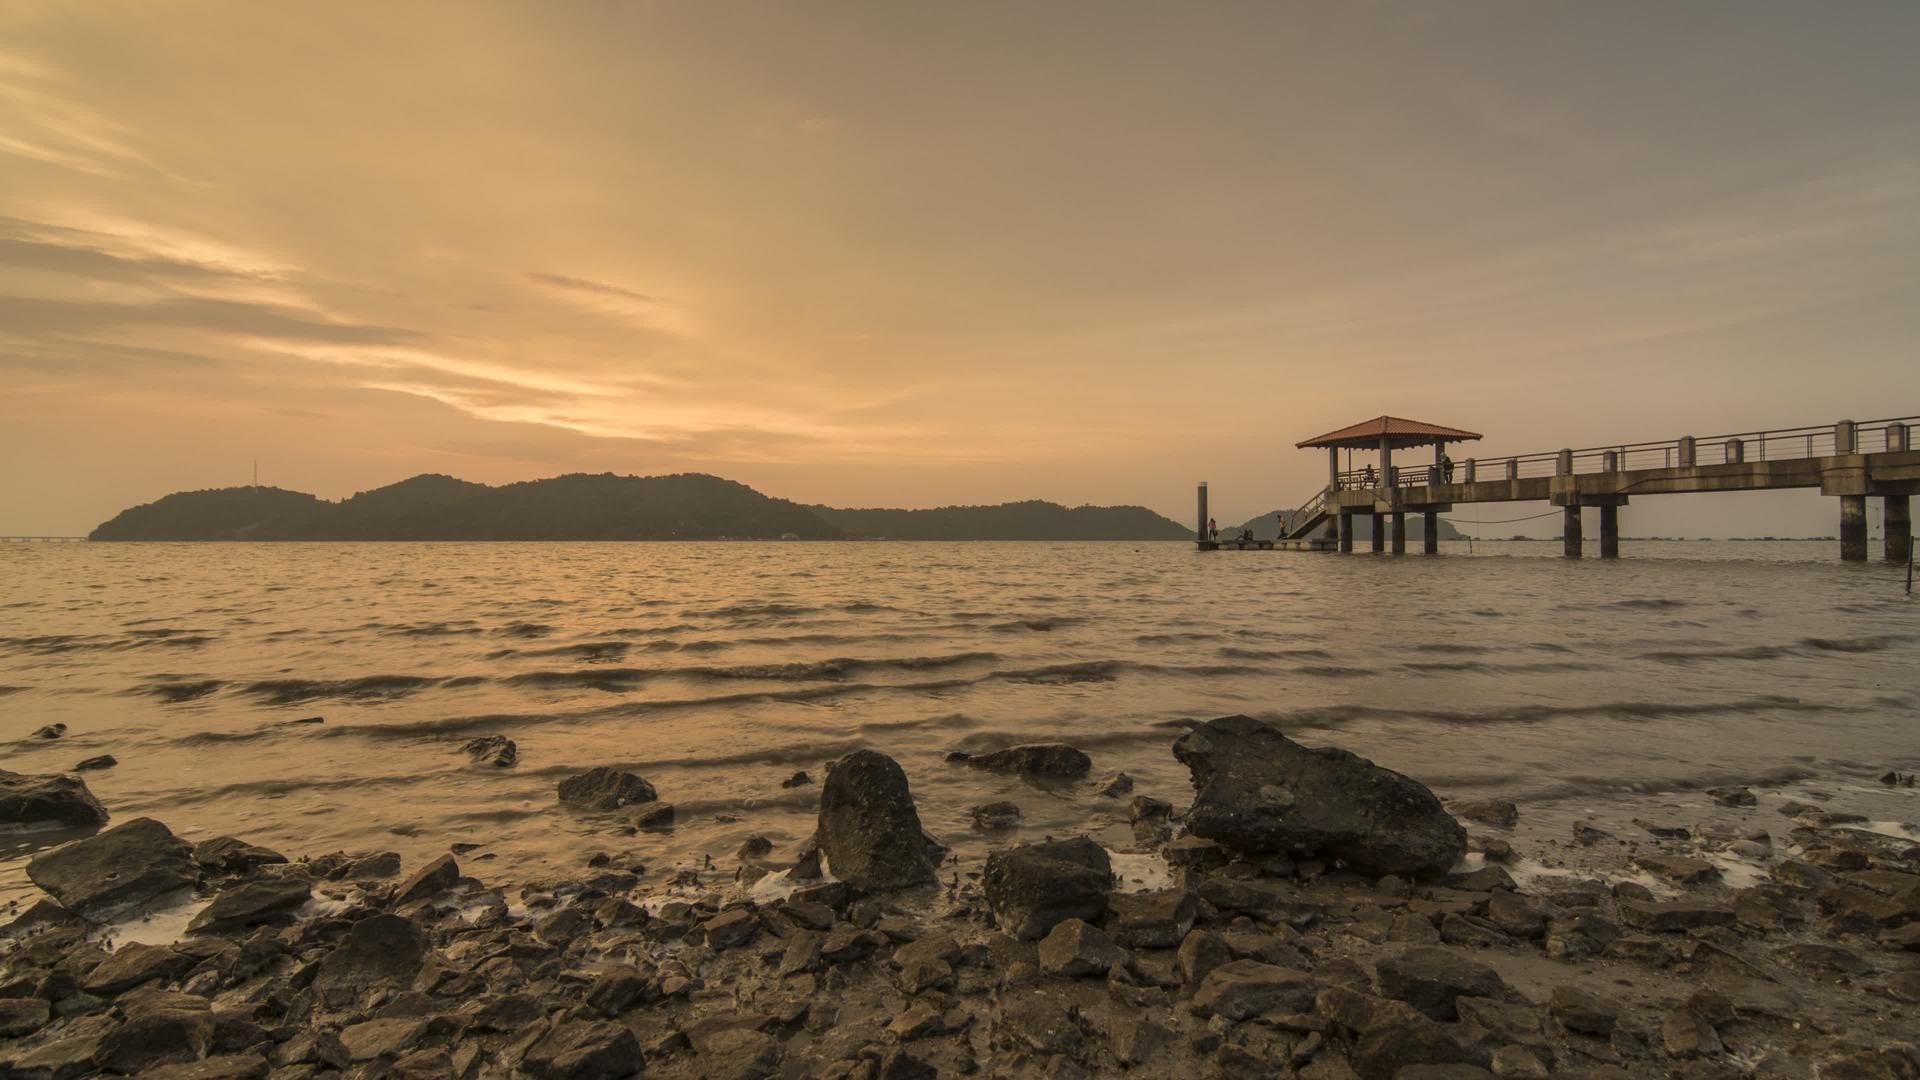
[1370, 512, 1384, 553]
[1390, 512, 1406, 554]
[1887, 495, 1911, 564]
[1422, 510, 1438, 554]
[1563, 506, 1583, 558]
[1840, 495, 1868, 561]
[1600, 504, 1619, 558]
[1196, 482, 1209, 543]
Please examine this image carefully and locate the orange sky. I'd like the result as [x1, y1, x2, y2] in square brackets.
[4, 3, 1919, 535]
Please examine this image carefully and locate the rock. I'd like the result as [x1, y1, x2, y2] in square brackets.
[1093, 772, 1134, 798]
[1196, 876, 1315, 925]
[1, 1032, 105, 1079]
[1660, 1008, 1722, 1058]
[1544, 913, 1619, 959]
[1571, 821, 1610, 845]
[341, 1017, 428, 1061]
[26, 816, 194, 916]
[1486, 891, 1551, 939]
[962, 742, 1092, 778]
[1476, 836, 1514, 862]
[1448, 865, 1515, 892]
[73, 754, 117, 771]
[557, 766, 658, 810]
[999, 994, 1083, 1055]
[31, 723, 66, 739]
[0, 768, 109, 828]
[0, 996, 50, 1037]
[188, 876, 311, 933]
[1820, 1045, 1920, 1080]
[1375, 947, 1510, 1021]
[1773, 942, 1873, 975]
[1111, 1017, 1172, 1065]
[1037, 917, 1128, 977]
[1172, 715, 1465, 877]
[393, 852, 460, 904]
[190, 836, 288, 875]
[695, 1027, 781, 1080]
[1632, 854, 1720, 886]
[780, 770, 812, 788]
[136, 1054, 271, 1079]
[1451, 799, 1518, 827]
[314, 913, 428, 997]
[522, 1018, 646, 1080]
[1453, 997, 1548, 1059]
[896, 955, 953, 994]
[1191, 959, 1316, 1020]
[1351, 1014, 1491, 1080]
[462, 734, 517, 767]
[1707, 786, 1756, 808]
[1131, 794, 1174, 822]
[815, 750, 938, 892]
[1104, 889, 1198, 948]
[737, 835, 773, 860]
[97, 993, 215, 1073]
[636, 802, 676, 829]
[83, 942, 195, 993]
[1489, 1046, 1549, 1079]
[704, 907, 759, 949]
[1548, 986, 1620, 1035]
[342, 850, 403, 879]
[1177, 928, 1234, 985]
[983, 835, 1111, 940]
[1617, 900, 1736, 933]
[969, 801, 1022, 830]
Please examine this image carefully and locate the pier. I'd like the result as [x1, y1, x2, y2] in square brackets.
[1198, 414, 1920, 561]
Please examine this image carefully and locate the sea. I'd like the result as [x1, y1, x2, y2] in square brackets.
[4, 540, 1917, 907]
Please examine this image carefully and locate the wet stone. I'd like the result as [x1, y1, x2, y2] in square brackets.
[393, 852, 460, 904]
[1632, 854, 1721, 886]
[1191, 959, 1316, 1020]
[962, 742, 1092, 778]
[969, 801, 1022, 830]
[1450, 799, 1518, 827]
[1618, 900, 1736, 933]
[1037, 917, 1128, 977]
[983, 836, 1111, 941]
[1104, 889, 1198, 948]
[1374, 947, 1510, 1022]
[1548, 985, 1620, 1036]
[26, 816, 195, 917]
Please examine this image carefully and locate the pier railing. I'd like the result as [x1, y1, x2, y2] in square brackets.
[1332, 415, 1917, 490]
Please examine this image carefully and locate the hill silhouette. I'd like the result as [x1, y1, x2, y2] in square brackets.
[88, 474, 1189, 542]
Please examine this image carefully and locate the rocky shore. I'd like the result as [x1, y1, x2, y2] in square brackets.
[3, 715, 1918, 1080]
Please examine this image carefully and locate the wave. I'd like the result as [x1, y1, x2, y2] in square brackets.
[683, 602, 820, 620]
[1218, 647, 1335, 661]
[1261, 694, 1835, 733]
[1398, 660, 1603, 675]
[1800, 634, 1912, 654]
[1639, 645, 1795, 664]
[503, 651, 1002, 690]
[136, 679, 226, 703]
[239, 674, 460, 705]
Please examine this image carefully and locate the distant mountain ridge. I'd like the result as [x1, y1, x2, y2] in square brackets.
[88, 473, 1190, 542]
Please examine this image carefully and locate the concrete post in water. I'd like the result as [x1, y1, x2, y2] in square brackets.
[1600, 504, 1620, 558]
[1370, 512, 1384, 552]
[1840, 494, 1867, 561]
[1678, 436, 1696, 468]
[1196, 482, 1209, 543]
[1563, 505, 1583, 558]
[1338, 511, 1353, 553]
[1886, 495, 1912, 564]
[1422, 510, 1438, 554]
[1390, 511, 1407, 554]
[1835, 419, 1856, 454]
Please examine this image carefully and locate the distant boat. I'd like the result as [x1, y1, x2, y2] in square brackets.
[780, 532, 800, 541]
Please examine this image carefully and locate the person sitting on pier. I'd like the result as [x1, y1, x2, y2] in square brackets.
[1362, 464, 1376, 486]
[1440, 450, 1455, 482]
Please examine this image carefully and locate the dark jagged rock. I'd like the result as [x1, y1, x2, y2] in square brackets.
[1105, 889, 1198, 948]
[557, 767, 658, 811]
[0, 997, 50, 1038]
[1172, 715, 1465, 877]
[781, 770, 812, 788]
[968, 801, 1022, 830]
[394, 853, 460, 904]
[191, 835, 288, 875]
[1191, 959, 1317, 1020]
[520, 1019, 645, 1080]
[1037, 917, 1128, 977]
[313, 913, 429, 998]
[984, 835, 1112, 941]
[30, 723, 66, 739]
[815, 750, 938, 892]
[1375, 947, 1510, 1021]
[73, 754, 117, 771]
[188, 875, 311, 933]
[462, 735, 518, 767]
[961, 742, 1092, 778]
[0, 768, 109, 828]
[96, 991, 215, 1073]
[82, 942, 195, 994]
[1449, 799, 1518, 827]
[26, 816, 194, 916]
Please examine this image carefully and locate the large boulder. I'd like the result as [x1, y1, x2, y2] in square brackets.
[962, 743, 1092, 778]
[983, 836, 1112, 941]
[557, 767, 657, 811]
[1172, 715, 1465, 877]
[815, 750, 938, 892]
[26, 817, 195, 917]
[188, 875, 312, 934]
[0, 768, 109, 828]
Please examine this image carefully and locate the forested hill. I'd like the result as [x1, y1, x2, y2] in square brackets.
[810, 500, 1190, 540]
[88, 475, 1190, 541]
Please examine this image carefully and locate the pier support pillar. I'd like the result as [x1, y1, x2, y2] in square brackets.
[1599, 504, 1620, 559]
[1391, 512, 1407, 554]
[1885, 495, 1910, 563]
[1840, 495, 1867, 561]
[1338, 511, 1353, 553]
[1422, 510, 1438, 554]
[1563, 506, 1583, 558]
[1370, 513, 1384, 553]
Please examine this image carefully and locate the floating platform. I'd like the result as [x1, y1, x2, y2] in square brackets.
[1197, 537, 1336, 552]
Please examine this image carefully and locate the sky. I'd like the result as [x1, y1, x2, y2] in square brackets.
[3, 2, 1919, 537]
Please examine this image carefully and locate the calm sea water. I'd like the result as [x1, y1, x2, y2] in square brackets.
[3, 540, 1916, 905]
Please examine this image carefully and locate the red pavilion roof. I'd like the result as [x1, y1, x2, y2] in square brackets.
[1296, 415, 1484, 450]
